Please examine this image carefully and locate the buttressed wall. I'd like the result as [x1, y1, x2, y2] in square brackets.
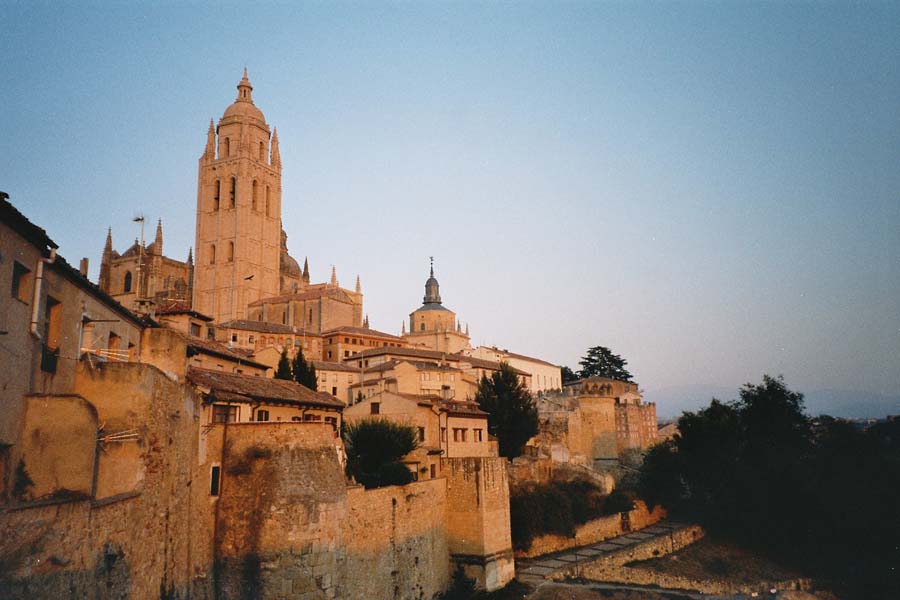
[444, 457, 516, 591]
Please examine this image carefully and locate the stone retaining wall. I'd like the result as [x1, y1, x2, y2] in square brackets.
[517, 501, 666, 558]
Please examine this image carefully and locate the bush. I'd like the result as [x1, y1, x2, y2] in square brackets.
[510, 478, 626, 551]
[342, 418, 418, 489]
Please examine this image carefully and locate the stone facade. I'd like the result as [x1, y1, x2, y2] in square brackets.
[402, 264, 471, 354]
[98, 220, 193, 313]
[465, 346, 562, 394]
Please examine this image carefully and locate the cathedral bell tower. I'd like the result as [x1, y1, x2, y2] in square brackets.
[193, 69, 282, 322]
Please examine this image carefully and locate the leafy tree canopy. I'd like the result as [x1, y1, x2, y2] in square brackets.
[638, 375, 900, 599]
[475, 363, 538, 458]
[274, 349, 293, 380]
[342, 418, 419, 489]
[578, 346, 633, 382]
[560, 365, 579, 384]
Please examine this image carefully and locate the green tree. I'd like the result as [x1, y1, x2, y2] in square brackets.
[578, 346, 633, 381]
[291, 347, 317, 389]
[342, 418, 419, 489]
[475, 363, 538, 458]
[560, 365, 578, 384]
[274, 348, 293, 380]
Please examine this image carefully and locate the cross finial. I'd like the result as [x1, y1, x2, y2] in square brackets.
[429, 256, 434, 277]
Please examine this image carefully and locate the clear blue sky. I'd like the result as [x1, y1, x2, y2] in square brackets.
[2, 2, 898, 408]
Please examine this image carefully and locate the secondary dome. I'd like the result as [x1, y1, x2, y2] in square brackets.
[222, 68, 265, 122]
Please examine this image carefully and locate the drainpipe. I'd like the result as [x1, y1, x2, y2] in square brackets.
[29, 248, 58, 338]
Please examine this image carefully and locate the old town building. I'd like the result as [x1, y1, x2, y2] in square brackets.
[402, 262, 471, 353]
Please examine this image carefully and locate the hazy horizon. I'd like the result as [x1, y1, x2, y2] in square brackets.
[3, 2, 898, 415]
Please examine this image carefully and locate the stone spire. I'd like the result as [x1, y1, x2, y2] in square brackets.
[271, 128, 281, 167]
[363, 314, 369, 328]
[153, 219, 163, 255]
[187, 247, 193, 264]
[457, 319, 461, 333]
[423, 257, 441, 305]
[204, 119, 216, 159]
[465, 323, 469, 336]
[355, 275, 361, 294]
[402, 321, 406, 335]
[99, 227, 113, 291]
[236, 67, 253, 103]
[330, 265, 337, 287]
[302, 256, 310, 283]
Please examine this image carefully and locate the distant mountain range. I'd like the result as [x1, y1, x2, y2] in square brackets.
[645, 384, 900, 421]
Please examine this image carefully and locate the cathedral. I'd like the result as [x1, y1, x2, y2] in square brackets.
[97, 70, 364, 339]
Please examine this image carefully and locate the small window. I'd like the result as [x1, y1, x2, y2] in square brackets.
[474, 429, 483, 442]
[12, 261, 32, 302]
[212, 405, 237, 424]
[344, 337, 349, 344]
[207, 327, 215, 340]
[108, 331, 120, 357]
[370, 402, 380, 415]
[210, 465, 221, 496]
[190, 323, 201, 337]
[210, 244, 216, 264]
[213, 180, 220, 211]
[430, 464, 436, 479]
[44, 296, 62, 350]
[265, 186, 270, 217]
[249, 335, 255, 343]
[223, 137, 230, 157]
[343, 351, 349, 358]
[420, 323, 425, 331]
[331, 386, 337, 395]
[256, 409, 270, 422]
[123, 271, 132, 293]
[231, 334, 238, 342]
[440, 427, 447, 442]
[418, 427, 425, 442]
[252, 180, 258, 210]
[227, 241, 234, 263]
[230, 177, 236, 208]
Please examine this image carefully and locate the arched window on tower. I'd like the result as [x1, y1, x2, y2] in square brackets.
[210, 244, 216, 264]
[227, 241, 234, 263]
[123, 271, 132, 293]
[265, 185, 270, 217]
[252, 180, 258, 211]
[213, 180, 220, 211]
[223, 137, 230, 157]
[259, 141, 265, 162]
[230, 177, 236, 208]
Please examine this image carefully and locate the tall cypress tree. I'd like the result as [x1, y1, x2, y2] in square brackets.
[292, 347, 309, 388]
[275, 348, 292, 380]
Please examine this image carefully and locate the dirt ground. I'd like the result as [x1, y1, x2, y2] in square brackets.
[625, 537, 802, 586]
[530, 583, 694, 600]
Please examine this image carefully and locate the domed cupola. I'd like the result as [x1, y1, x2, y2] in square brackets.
[423, 260, 442, 305]
[222, 68, 266, 123]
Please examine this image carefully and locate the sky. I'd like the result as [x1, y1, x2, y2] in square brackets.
[2, 2, 898, 415]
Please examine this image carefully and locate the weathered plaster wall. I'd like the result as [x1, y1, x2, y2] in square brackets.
[17, 394, 98, 499]
[0, 362, 210, 599]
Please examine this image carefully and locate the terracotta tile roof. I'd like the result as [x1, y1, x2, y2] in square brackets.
[219, 319, 317, 336]
[248, 286, 356, 307]
[187, 367, 343, 409]
[322, 325, 402, 340]
[346, 347, 529, 376]
[157, 301, 213, 321]
[0, 193, 57, 250]
[311, 360, 358, 373]
[438, 399, 488, 417]
[476, 346, 560, 368]
[187, 337, 269, 370]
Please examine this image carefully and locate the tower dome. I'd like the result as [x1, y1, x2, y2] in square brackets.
[222, 68, 266, 123]
[423, 260, 442, 305]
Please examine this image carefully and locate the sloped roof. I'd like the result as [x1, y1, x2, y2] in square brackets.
[478, 346, 560, 368]
[187, 338, 269, 370]
[219, 319, 317, 336]
[0, 193, 57, 251]
[187, 367, 343, 409]
[346, 347, 529, 376]
[322, 325, 402, 340]
[311, 360, 358, 373]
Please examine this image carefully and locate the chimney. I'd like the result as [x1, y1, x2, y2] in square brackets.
[79, 258, 89, 277]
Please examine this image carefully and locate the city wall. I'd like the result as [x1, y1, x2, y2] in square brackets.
[0, 361, 212, 599]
